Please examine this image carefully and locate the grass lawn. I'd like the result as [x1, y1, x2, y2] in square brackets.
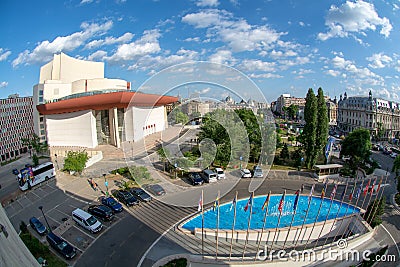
[20, 233, 67, 267]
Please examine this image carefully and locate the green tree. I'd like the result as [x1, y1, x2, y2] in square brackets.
[287, 104, 299, 120]
[301, 88, 318, 169]
[63, 151, 89, 173]
[128, 166, 151, 184]
[340, 128, 372, 169]
[21, 133, 49, 165]
[157, 147, 170, 172]
[364, 196, 385, 228]
[392, 155, 400, 176]
[315, 87, 329, 162]
[280, 143, 289, 159]
[376, 122, 385, 140]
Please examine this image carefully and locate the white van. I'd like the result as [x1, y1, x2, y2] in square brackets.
[202, 169, 218, 183]
[72, 208, 102, 233]
[215, 168, 225, 179]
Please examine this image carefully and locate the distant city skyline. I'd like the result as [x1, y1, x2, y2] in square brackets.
[1, 0, 400, 103]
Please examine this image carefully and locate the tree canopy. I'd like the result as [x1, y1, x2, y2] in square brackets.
[301, 88, 318, 168]
[340, 128, 371, 167]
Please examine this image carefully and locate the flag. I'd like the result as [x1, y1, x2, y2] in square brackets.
[213, 194, 219, 212]
[278, 192, 286, 214]
[363, 179, 371, 196]
[300, 184, 305, 193]
[198, 193, 203, 212]
[309, 184, 315, 201]
[340, 184, 347, 201]
[262, 192, 271, 210]
[369, 178, 376, 196]
[376, 177, 382, 193]
[349, 184, 356, 201]
[230, 194, 237, 211]
[293, 190, 300, 212]
[354, 185, 361, 199]
[244, 193, 253, 212]
[330, 184, 338, 200]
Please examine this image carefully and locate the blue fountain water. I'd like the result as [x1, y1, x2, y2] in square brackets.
[182, 195, 360, 231]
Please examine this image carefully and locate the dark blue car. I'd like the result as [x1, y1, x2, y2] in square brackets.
[101, 196, 123, 213]
[46, 232, 76, 259]
[29, 217, 47, 235]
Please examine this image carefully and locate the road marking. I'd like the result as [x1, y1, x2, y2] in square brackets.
[380, 224, 400, 257]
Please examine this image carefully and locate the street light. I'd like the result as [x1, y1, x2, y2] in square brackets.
[54, 154, 59, 170]
[38, 206, 51, 233]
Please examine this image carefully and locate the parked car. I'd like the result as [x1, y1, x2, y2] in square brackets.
[100, 196, 123, 213]
[115, 190, 140, 206]
[188, 172, 204, 186]
[143, 184, 166, 196]
[383, 149, 391, 155]
[130, 188, 152, 202]
[240, 168, 252, 178]
[252, 166, 263, 178]
[12, 169, 19, 175]
[87, 205, 114, 221]
[201, 169, 218, 183]
[29, 217, 47, 235]
[46, 232, 77, 259]
[215, 168, 225, 179]
[72, 208, 103, 233]
[390, 152, 398, 158]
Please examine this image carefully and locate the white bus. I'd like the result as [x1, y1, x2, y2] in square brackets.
[17, 162, 55, 191]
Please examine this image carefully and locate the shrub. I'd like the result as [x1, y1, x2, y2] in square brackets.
[63, 150, 89, 173]
[162, 258, 187, 267]
[20, 221, 28, 234]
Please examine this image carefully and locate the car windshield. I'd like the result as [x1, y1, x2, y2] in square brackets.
[244, 170, 250, 173]
[109, 198, 117, 205]
[217, 171, 223, 174]
[57, 241, 68, 250]
[87, 216, 97, 226]
[123, 192, 134, 198]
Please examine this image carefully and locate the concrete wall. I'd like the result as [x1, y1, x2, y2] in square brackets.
[45, 110, 98, 148]
[71, 78, 129, 94]
[0, 205, 40, 267]
[125, 106, 166, 142]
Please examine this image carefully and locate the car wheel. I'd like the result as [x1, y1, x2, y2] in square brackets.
[45, 176, 49, 181]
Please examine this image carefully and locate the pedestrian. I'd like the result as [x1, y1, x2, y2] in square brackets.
[300, 183, 304, 193]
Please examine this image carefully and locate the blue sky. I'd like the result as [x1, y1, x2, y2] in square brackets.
[1, 0, 400, 103]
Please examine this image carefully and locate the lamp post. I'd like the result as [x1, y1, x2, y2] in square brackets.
[54, 154, 59, 170]
[38, 206, 51, 232]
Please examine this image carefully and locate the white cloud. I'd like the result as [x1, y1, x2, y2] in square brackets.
[84, 32, 134, 49]
[208, 49, 236, 65]
[196, 0, 219, 7]
[0, 81, 8, 88]
[0, 49, 11, 61]
[106, 29, 161, 63]
[87, 50, 108, 61]
[184, 37, 201, 42]
[366, 53, 392, 69]
[182, 9, 284, 52]
[127, 48, 199, 72]
[249, 73, 283, 79]
[12, 20, 113, 67]
[326, 69, 341, 77]
[299, 21, 305, 27]
[318, 0, 392, 41]
[80, 0, 94, 4]
[240, 59, 276, 72]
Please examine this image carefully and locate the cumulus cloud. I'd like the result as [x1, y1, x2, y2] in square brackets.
[318, 0, 392, 41]
[208, 49, 236, 65]
[106, 29, 161, 63]
[366, 53, 392, 69]
[12, 20, 113, 67]
[182, 9, 284, 52]
[0, 48, 11, 61]
[87, 50, 108, 61]
[127, 48, 198, 72]
[326, 69, 341, 77]
[196, 0, 219, 7]
[84, 32, 134, 50]
[0, 81, 8, 88]
[240, 59, 276, 72]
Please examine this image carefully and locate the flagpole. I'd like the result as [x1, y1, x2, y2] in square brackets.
[366, 174, 389, 225]
[269, 190, 286, 253]
[254, 191, 271, 262]
[229, 191, 238, 261]
[294, 184, 314, 246]
[242, 192, 254, 261]
[365, 175, 384, 224]
[322, 182, 348, 247]
[215, 190, 220, 259]
[362, 177, 376, 220]
[340, 179, 364, 239]
[332, 181, 355, 243]
[347, 178, 371, 237]
[201, 189, 204, 258]
[282, 190, 300, 249]
[313, 183, 337, 249]
[303, 184, 327, 250]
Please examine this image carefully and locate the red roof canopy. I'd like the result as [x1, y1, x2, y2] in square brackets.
[36, 91, 178, 115]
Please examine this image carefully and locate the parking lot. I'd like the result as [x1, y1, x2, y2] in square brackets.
[4, 178, 130, 264]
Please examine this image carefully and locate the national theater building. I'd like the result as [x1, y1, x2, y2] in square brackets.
[33, 53, 177, 148]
